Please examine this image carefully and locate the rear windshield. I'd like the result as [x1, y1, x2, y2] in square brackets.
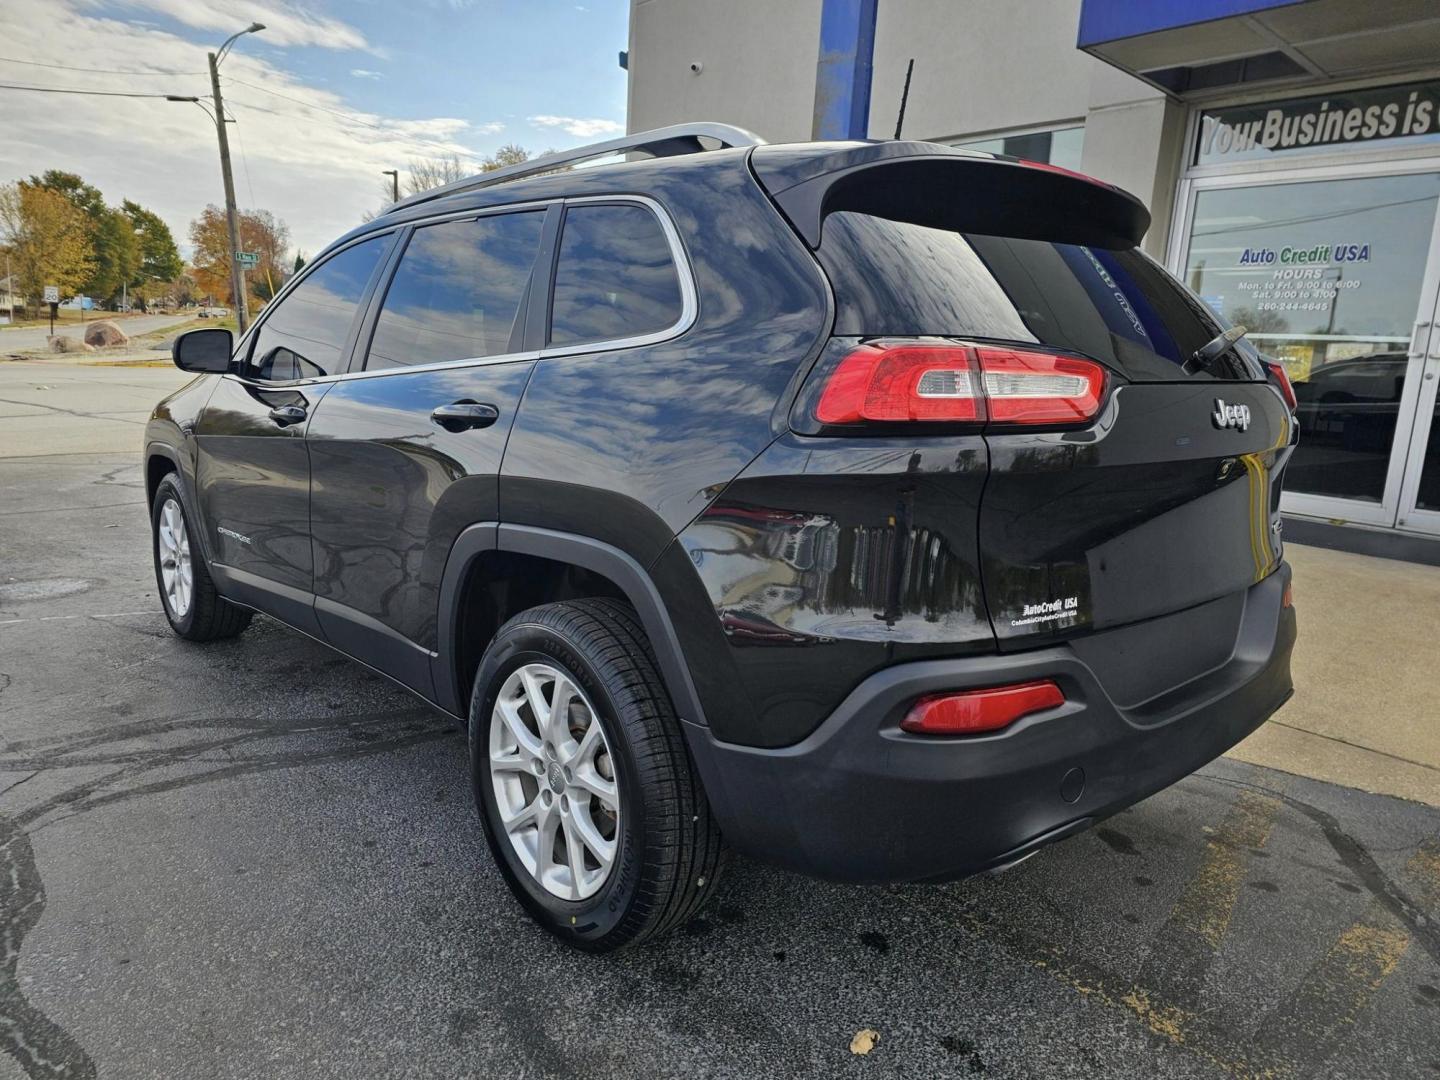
[817, 212, 1256, 382]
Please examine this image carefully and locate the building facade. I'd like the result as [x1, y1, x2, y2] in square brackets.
[625, 0, 1440, 547]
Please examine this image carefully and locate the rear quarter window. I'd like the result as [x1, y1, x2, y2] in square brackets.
[818, 212, 1253, 382]
[548, 203, 684, 347]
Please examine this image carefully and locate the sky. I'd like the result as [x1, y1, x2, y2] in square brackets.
[0, 0, 631, 258]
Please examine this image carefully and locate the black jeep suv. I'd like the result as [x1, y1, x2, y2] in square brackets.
[146, 124, 1297, 951]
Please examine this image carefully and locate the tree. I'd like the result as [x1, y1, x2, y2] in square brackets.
[365, 146, 540, 220]
[121, 199, 182, 290]
[29, 170, 137, 302]
[483, 144, 531, 171]
[168, 268, 198, 308]
[0, 182, 94, 307]
[189, 205, 292, 308]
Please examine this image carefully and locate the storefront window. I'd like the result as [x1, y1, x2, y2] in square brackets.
[1185, 173, 1440, 503]
[1196, 80, 1440, 167]
[954, 126, 1084, 171]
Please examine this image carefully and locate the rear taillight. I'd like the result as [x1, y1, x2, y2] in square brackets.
[900, 680, 1065, 736]
[1265, 360, 1297, 412]
[814, 342, 1106, 428]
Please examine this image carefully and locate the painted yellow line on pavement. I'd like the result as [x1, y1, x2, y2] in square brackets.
[1250, 839, 1440, 1076]
[1170, 789, 1281, 949]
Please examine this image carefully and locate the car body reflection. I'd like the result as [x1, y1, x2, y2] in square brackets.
[1290, 351, 1406, 501]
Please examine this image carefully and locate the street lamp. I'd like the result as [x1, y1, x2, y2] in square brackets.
[382, 169, 400, 204]
[208, 22, 265, 333]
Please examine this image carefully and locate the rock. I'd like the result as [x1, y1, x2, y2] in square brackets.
[84, 320, 129, 347]
[47, 335, 95, 354]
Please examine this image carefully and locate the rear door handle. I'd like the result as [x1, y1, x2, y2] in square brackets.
[268, 404, 307, 426]
[431, 400, 500, 432]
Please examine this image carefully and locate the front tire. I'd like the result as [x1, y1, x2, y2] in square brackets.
[151, 475, 252, 642]
[470, 598, 725, 952]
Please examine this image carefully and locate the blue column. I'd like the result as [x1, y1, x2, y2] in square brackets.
[812, 0, 879, 140]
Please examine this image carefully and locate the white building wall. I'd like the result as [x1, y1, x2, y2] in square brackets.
[867, 0, 1107, 140]
[626, 0, 823, 142]
[626, 0, 1184, 253]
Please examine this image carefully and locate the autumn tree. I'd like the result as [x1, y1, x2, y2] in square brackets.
[0, 182, 94, 306]
[29, 170, 138, 302]
[189, 205, 292, 308]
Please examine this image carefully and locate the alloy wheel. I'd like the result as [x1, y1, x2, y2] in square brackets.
[488, 662, 620, 900]
[157, 497, 193, 619]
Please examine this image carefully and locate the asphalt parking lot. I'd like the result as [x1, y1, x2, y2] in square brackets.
[2, 362, 1439, 1079]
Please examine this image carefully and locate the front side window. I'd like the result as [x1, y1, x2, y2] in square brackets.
[366, 211, 545, 370]
[548, 203, 683, 347]
[248, 235, 389, 380]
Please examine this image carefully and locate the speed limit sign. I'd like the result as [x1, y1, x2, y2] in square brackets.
[43, 285, 59, 304]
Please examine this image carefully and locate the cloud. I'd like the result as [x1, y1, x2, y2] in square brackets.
[0, 0, 508, 257]
[350, 68, 384, 80]
[101, 0, 373, 51]
[529, 115, 624, 138]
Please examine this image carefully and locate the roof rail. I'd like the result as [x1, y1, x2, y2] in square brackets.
[384, 122, 766, 214]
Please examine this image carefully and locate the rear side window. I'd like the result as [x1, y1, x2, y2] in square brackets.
[549, 203, 683, 347]
[818, 212, 1251, 382]
[366, 211, 544, 370]
[248, 235, 389, 379]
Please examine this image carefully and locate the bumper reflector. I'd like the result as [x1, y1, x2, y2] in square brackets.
[901, 680, 1065, 736]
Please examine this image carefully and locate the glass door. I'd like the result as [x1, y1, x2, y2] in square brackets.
[1179, 164, 1440, 528]
[1396, 302, 1440, 534]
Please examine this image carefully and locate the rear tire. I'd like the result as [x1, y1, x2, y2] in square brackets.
[470, 598, 725, 952]
[151, 474, 252, 642]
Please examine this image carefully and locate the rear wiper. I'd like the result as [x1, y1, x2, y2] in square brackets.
[1186, 324, 1248, 376]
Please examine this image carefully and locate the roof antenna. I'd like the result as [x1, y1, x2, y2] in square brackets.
[894, 58, 914, 139]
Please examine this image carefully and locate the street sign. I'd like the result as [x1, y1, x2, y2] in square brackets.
[234, 251, 259, 269]
[43, 285, 59, 303]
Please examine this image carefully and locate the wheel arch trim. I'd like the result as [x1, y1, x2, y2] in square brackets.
[432, 523, 707, 729]
[145, 440, 217, 569]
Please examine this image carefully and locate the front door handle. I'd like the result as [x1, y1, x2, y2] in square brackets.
[431, 400, 500, 432]
[268, 404, 307, 426]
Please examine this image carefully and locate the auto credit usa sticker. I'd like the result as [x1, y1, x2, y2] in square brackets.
[1010, 595, 1080, 628]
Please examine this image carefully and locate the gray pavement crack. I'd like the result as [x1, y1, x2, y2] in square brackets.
[0, 502, 140, 519]
[0, 707, 456, 1079]
[0, 397, 145, 427]
[0, 816, 97, 1080]
[1202, 772, 1440, 967]
[1270, 718, 1440, 774]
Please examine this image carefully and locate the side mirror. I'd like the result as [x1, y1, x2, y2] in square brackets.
[172, 328, 233, 374]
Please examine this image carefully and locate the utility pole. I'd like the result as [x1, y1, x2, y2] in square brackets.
[383, 169, 400, 204]
[209, 50, 248, 333]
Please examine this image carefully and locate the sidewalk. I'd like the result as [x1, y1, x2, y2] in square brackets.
[1229, 542, 1440, 806]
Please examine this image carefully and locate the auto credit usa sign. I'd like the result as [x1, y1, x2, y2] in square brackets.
[1196, 79, 1440, 166]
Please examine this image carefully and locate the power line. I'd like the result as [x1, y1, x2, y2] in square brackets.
[0, 81, 188, 99]
[229, 103, 260, 210]
[0, 54, 205, 76]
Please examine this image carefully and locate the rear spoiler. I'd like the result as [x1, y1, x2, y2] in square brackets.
[751, 142, 1151, 250]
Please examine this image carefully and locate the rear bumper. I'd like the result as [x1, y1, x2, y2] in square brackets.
[684, 565, 1295, 883]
